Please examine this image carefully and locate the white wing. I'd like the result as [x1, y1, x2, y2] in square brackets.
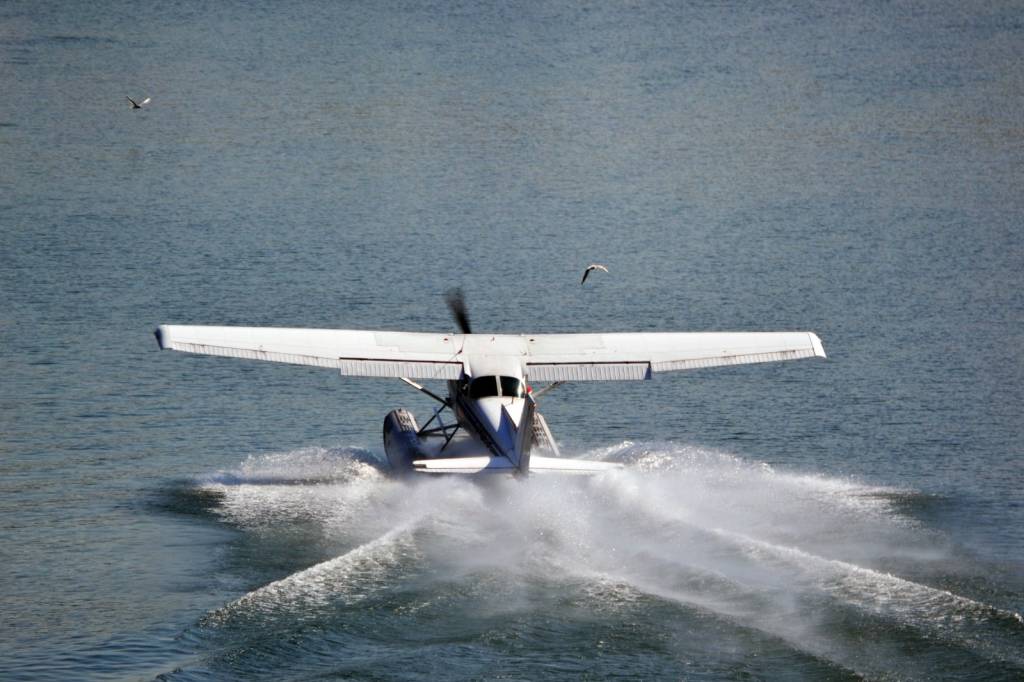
[155, 325, 825, 381]
[155, 325, 464, 379]
[522, 331, 826, 381]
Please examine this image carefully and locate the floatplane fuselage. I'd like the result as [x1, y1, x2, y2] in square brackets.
[381, 353, 589, 475]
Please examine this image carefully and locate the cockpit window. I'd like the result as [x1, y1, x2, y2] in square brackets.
[500, 376, 525, 398]
[468, 376, 500, 399]
[468, 376, 525, 399]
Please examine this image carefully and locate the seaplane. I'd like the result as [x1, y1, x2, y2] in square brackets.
[154, 290, 825, 475]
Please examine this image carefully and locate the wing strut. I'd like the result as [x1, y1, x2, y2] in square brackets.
[531, 381, 565, 399]
[399, 377, 448, 404]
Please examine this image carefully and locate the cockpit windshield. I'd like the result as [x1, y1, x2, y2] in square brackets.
[468, 376, 525, 399]
[500, 376, 526, 398]
[468, 376, 498, 399]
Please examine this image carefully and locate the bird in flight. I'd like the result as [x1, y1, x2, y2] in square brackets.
[126, 96, 151, 109]
[580, 263, 609, 284]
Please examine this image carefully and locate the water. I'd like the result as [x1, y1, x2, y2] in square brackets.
[2, 0, 1022, 679]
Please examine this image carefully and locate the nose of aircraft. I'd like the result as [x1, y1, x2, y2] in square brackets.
[474, 397, 526, 454]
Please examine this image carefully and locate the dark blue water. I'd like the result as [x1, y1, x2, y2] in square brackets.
[3, 1, 1022, 679]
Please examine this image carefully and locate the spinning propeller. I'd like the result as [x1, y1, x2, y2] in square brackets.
[445, 288, 472, 334]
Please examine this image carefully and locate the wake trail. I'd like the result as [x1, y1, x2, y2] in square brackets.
[188, 441, 1023, 677]
[203, 522, 420, 627]
[553, 446, 1024, 673]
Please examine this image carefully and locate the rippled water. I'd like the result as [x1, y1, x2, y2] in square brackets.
[2, 0, 1023, 679]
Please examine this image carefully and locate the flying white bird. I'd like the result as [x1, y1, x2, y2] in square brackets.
[580, 263, 609, 284]
[126, 96, 151, 109]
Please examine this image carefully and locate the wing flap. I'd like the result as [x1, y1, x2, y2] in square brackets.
[526, 362, 651, 382]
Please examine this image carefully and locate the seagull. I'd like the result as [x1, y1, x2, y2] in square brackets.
[126, 96, 151, 109]
[580, 263, 609, 285]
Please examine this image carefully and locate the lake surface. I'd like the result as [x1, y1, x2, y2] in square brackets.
[2, 1, 1022, 679]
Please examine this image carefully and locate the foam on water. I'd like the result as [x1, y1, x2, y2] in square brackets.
[204, 524, 420, 626]
[196, 446, 387, 531]
[189, 442, 1024, 678]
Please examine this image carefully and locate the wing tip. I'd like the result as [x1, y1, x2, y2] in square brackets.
[809, 332, 826, 359]
[154, 324, 170, 350]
